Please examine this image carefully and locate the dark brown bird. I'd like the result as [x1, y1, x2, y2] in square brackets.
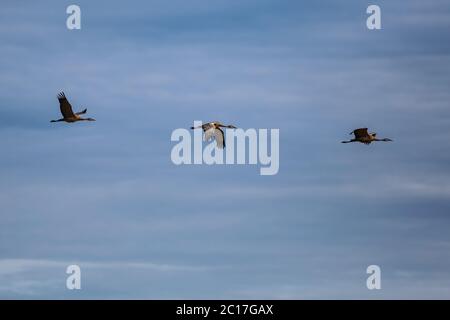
[51, 92, 95, 123]
[190, 122, 237, 149]
[342, 128, 392, 145]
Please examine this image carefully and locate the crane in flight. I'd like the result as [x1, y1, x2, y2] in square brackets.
[51, 92, 95, 123]
[191, 122, 237, 149]
[342, 128, 392, 145]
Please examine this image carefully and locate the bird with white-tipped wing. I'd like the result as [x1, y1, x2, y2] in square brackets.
[190, 121, 237, 149]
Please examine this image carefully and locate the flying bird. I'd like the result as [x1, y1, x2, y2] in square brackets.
[190, 122, 237, 149]
[51, 92, 95, 123]
[341, 128, 392, 145]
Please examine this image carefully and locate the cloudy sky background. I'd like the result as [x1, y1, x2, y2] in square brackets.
[1, 0, 450, 298]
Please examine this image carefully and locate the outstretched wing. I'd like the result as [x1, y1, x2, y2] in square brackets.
[204, 127, 225, 149]
[57, 92, 76, 118]
[204, 127, 216, 141]
[214, 128, 225, 149]
[76, 109, 87, 115]
[352, 128, 369, 139]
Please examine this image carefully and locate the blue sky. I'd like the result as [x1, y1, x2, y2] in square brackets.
[1, 0, 450, 299]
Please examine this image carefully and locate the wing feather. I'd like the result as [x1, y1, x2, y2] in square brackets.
[353, 128, 369, 139]
[204, 128, 215, 141]
[57, 92, 76, 118]
[204, 127, 225, 149]
[214, 128, 225, 149]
